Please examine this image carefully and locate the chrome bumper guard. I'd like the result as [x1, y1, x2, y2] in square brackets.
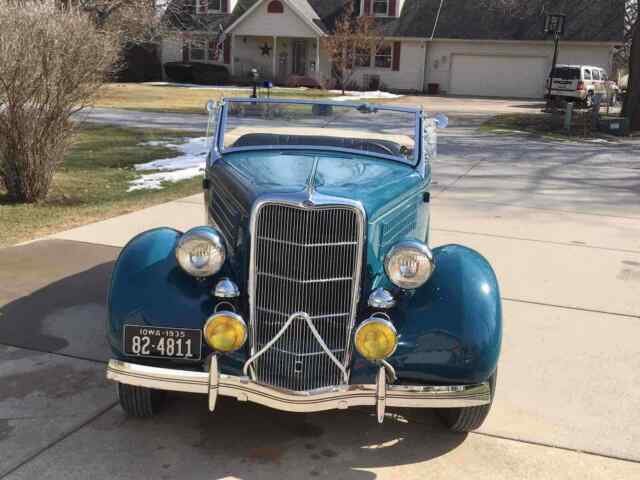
[107, 357, 490, 423]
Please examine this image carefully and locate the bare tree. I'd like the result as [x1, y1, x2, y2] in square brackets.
[76, 0, 226, 42]
[623, 2, 640, 131]
[617, 1, 639, 66]
[0, 1, 119, 202]
[321, 1, 384, 95]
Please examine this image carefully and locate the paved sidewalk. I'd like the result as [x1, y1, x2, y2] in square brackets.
[1, 126, 639, 478]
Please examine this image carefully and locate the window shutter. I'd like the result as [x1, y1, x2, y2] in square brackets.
[389, 0, 397, 16]
[182, 42, 189, 63]
[363, 0, 371, 15]
[221, 0, 228, 13]
[224, 39, 231, 64]
[392, 41, 401, 71]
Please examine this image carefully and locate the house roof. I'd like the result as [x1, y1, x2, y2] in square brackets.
[382, 0, 625, 42]
[165, 0, 624, 43]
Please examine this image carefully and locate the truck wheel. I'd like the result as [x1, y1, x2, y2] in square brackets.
[584, 92, 594, 109]
[437, 370, 497, 433]
[117, 383, 165, 418]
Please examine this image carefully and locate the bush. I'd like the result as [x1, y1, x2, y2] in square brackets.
[164, 62, 230, 85]
[0, 2, 119, 203]
[116, 43, 162, 83]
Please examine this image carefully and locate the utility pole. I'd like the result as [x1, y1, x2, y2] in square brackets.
[544, 14, 566, 109]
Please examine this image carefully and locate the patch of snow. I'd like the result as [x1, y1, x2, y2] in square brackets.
[585, 138, 613, 144]
[492, 129, 529, 135]
[328, 90, 404, 101]
[128, 137, 209, 192]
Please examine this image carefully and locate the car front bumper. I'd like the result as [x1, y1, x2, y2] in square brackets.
[107, 358, 491, 422]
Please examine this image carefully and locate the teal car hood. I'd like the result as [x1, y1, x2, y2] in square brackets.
[220, 151, 425, 220]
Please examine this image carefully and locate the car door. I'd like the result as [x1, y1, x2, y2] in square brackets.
[592, 69, 603, 96]
[583, 68, 593, 93]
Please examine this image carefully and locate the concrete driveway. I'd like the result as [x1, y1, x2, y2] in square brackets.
[1, 125, 639, 479]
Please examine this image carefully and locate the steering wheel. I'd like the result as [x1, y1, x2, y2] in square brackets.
[367, 141, 397, 156]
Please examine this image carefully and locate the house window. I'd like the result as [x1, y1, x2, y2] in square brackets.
[186, 35, 223, 62]
[355, 47, 372, 67]
[184, 0, 196, 14]
[375, 44, 392, 68]
[208, 0, 222, 11]
[189, 37, 206, 61]
[373, 0, 389, 16]
[267, 1, 284, 13]
[195, 0, 221, 13]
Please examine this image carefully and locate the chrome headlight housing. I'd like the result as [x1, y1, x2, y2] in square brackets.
[176, 227, 226, 277]
[384, 240, 435, 289]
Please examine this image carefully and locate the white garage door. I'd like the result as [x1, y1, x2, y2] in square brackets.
[450, 55, 548, 99]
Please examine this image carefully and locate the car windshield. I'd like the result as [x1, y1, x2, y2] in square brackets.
[551, 67, 581, 80]
[220, 99, 419, 165]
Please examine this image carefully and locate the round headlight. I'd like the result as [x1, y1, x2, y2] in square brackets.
[354, 316, 398, 361]
[203, 312, 247, 353]
[384, 240, 435, 289]
[176, 227, 225, 277]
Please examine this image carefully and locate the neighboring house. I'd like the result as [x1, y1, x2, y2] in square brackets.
[161, 0, 624, 98]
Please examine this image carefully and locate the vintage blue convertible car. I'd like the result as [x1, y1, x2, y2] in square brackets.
[106, 98, 501, 432]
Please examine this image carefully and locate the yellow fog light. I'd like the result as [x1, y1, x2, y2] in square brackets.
[203, 312, 247, 353]
[354, 315, 398, 361]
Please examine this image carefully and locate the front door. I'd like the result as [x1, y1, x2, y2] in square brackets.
[292, 40, 307, 76]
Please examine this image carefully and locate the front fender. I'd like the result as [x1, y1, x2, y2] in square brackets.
[107, 228, 238, 368]
[353, 244, 502, 385]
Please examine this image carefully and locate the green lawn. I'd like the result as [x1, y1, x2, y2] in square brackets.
[0, 124, 204, 247]
[479, 112, 610, 141]
[96, 83, 335, 114]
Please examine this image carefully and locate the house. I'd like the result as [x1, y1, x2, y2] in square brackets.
[161, 0, 624, 99]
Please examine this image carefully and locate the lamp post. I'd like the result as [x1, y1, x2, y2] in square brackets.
[545, 13, 566, 108]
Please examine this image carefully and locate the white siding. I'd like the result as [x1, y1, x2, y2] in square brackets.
[232, 0, 318, 38]
[161, 37, 183, 79]
[161, 37, 182, 64]
[233, 36, 276, 78]
[425, 40, 615, 98]
[348, 41, 425, 92]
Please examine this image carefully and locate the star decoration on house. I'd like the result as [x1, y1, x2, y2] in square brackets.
[260, 43, 272, 56]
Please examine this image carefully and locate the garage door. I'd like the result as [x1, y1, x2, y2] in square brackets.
[450, 55, 548, 99]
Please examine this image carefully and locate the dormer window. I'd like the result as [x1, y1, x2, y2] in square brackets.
[373, 0, 389, 16]
[267, 1, 284, 13]
[207, 0, 222, 12]
[195, 0, 223, 14]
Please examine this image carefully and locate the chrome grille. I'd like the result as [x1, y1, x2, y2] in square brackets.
[251, 202, 364, 391]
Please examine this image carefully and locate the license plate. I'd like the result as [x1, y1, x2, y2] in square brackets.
[123, 325, 202, 360]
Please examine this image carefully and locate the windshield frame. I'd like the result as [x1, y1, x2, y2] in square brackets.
[216, 97, 423, 167]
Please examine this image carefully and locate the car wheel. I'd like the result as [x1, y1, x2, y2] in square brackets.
[437, 370, 497, 433]
[117, 383, 165, 418]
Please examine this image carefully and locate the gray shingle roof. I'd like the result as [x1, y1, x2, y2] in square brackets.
[310, 0, 624, 42]
[166, 0, 624, 43]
